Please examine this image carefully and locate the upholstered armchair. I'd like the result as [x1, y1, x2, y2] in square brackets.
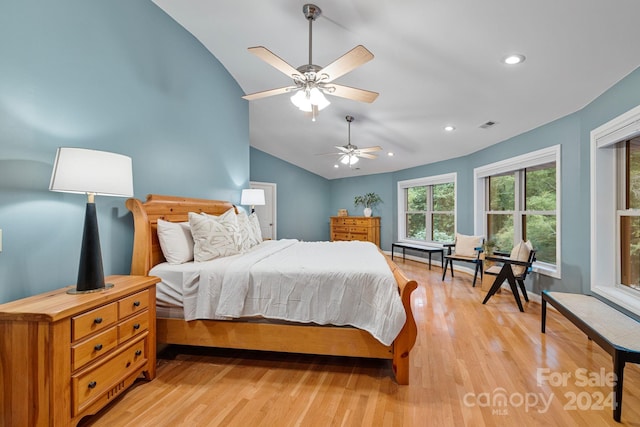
[441, 233, 484, 287]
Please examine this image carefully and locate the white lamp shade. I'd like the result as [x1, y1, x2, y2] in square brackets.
[241, 189, 265, 206]
[49, 147, 133, 197]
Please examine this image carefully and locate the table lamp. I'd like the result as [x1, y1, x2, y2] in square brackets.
[49, 147, 133, 294]
[240, 188, 265, 213]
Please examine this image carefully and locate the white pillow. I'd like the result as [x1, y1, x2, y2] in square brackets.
[236, 210, 257, 250]
[249, 212, 263, 243]
[454, 233, 483, 257]
[509, 240, 533, 276]
[189, 210, 241, 262]
[156, 219, 194, 264]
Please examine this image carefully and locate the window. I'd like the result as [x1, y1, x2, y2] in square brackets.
[474, 145, 561, 277]
[591, 104, 640, 316]
[398, 173, 456, 243]
[618, 138, 640, 291]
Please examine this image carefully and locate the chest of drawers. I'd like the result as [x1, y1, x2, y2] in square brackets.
[0, 275, 159, 426]
[330, 216, 380, 247]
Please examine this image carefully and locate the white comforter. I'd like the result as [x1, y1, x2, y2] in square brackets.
[152, 239, 406, 346]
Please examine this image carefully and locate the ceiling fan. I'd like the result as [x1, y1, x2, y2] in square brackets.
[242, 4, 379, 121]
[331, 115, 382, 166]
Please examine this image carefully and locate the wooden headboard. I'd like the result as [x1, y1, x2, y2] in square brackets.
[126, 194, 236, 275]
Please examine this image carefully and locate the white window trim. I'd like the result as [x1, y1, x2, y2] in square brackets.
[397, 173, 457, 244]
[473, 145, 561, 278]
[591, 104, 640, 316]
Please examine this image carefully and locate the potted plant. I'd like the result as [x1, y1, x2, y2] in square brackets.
[354, 192, 383, 217]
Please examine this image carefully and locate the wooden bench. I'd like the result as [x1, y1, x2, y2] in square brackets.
[391, 242, 444, 270]
[541, 290, 640, 422]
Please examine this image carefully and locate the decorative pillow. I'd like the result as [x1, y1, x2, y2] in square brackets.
[510, 240, 533, 276]
[249, 212, 263, 243]
[236, 210, 258, 250]
[454, 233, 483, 257]
[156, 219, 194, 264]
[189, 210, 241, 262]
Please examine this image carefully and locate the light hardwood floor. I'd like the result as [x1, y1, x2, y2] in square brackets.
[79, 260, 640, 426]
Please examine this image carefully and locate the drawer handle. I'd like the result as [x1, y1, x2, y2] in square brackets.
[133, 301, 141, 307]
[94, 317, 103, 324]
[88, 381, 97, 389]
[94, 344, 103, 351]
[135, 350, 142, 356]
[133, 323, 140, 330]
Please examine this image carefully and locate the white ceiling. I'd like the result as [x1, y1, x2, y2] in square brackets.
[153, 0, 640, 180]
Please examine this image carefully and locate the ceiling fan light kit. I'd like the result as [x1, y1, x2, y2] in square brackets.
[242, 4, 378, 121]
[341, 154, 359, 165]
[290, 86, 330, 113]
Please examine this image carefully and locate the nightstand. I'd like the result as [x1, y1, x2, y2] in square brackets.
[0, 275, 159, 427]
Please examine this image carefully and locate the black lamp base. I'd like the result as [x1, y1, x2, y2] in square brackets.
[68, 201, 112, 294]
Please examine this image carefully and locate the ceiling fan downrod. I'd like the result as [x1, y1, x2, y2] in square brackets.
[303, 4, 321, 67]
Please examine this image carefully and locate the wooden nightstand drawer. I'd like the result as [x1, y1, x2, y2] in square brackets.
[118, 289, 149, 319]
[352, 219, 371, 226]
[118, 310, 149, 343]
[72, 303, 118, 342]
[73, 334, 148, 415]
[72, 326, 118, 371]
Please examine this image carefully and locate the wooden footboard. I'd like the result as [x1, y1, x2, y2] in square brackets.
[127, 194, 418, 384]
[387, 256, 418, 385]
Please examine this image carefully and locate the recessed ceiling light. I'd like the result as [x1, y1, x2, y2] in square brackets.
[334, 164, 339, 168]
[503, 54, 525, 65]
[387, 152, 394, 157]
[444, 125, 455, 132]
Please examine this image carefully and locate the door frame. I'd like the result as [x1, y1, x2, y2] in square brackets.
[250, 181, 277, 240]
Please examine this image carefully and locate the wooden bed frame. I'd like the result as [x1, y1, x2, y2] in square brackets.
[126, 194, 418, 384]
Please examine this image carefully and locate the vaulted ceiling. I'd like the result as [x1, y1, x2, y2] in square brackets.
[153, 0, 640, 179]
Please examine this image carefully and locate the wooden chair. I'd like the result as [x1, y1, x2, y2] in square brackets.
[441, 234, 484, 287]
[482, 243, 536, 312]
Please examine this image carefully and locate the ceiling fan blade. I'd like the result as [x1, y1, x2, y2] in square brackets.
[242, 86, 297, 101]
[329, 84, 379, 103]
[356, 153, 377, 160]
[315, 151, 341, 156]
[248, 46, 301, 78]
[334, 145, 351, 153]
[319, 45, 374, 82]
[356, 146, 382, 153]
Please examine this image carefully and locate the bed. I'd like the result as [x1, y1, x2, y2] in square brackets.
[126, 194, 418, 384]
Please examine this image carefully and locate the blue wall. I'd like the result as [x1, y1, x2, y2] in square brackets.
[0, 1, 249, 303]
[250, 148, 331, 241]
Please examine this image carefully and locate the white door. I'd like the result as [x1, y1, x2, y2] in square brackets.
[250, 181, 276, 240]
